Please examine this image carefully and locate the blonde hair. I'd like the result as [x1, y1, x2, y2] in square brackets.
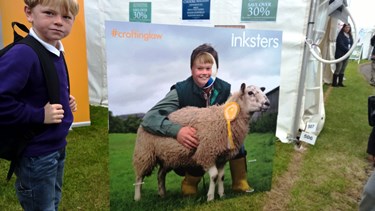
[190, 43, 218, 68]
[194, 52, 214, 66]
[24, 0, 79, 16]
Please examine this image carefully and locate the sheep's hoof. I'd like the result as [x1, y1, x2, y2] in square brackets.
[134, 196, 141, 201]
[207, 194, 214, 202]
[219, 193, 225, 198]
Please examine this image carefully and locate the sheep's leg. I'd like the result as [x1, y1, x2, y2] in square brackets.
[217, 166, 225, 198]
[157, 166, 167, 198]
[134, 176, 144, 201]
[206, 166, 218, 202]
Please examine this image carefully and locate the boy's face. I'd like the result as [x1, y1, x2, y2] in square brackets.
[25, 4, 75, 47]
[191, 60, 212, 88]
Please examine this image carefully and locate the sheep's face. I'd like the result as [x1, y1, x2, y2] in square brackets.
[240, 83, 270, 113]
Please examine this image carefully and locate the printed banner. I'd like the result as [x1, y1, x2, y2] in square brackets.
[182, 0, 211, 20]
[241, 0, 279, 22]
[0, 14, 3, 48]
[129, 2, 152, 23]
[349, 44, 363, 61]
[105, 21, 282, 116]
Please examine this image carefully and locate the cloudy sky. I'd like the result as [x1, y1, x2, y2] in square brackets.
[348, 0, 375, 30]
[106, 21, 282, 116]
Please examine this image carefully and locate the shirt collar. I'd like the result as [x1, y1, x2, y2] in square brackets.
[29, 28, 64, 57]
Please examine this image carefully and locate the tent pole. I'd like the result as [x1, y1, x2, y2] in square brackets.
[290, 0, 319, 144]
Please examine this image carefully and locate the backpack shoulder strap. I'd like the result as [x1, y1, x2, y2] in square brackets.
[0, 22, 30, 57]
[19, 36, 61, 104]
[12, 22, 29, 42]
[61, 53, 71, 94]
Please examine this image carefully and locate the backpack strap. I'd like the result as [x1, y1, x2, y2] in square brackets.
[12, 22, 29, 42]
[0, 22, 29, 57]
[19, 36, 61, 104]
[5, 129, 35, 181]
[6, 162, 16, 181]
[61, 53, 71, 95]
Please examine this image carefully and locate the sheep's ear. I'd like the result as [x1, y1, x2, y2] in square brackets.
[261, 87, 265, 92]
[240, 83, 246, 94]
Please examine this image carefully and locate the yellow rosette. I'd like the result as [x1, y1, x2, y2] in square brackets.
[224, 102, 240, 149]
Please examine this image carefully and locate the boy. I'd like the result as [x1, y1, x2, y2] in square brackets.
[0, 0, 79, 210]
[141, 43, 253, 196]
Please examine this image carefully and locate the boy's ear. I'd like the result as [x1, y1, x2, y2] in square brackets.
[24, 6, 33, 23]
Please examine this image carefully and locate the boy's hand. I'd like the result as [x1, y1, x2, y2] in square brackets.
[177, 126, 199, 149]
[69, 95, 77, 112]
[44, 103, 64, 124]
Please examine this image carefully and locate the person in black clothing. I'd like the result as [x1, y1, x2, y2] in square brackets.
[370, 35, 375, 85]
[367, 128, 375, 166]
[359, 99, 375, 210]
[359, 170, 375, 211]
[368, 97, 375, 166]
[333, 23, 353, 87]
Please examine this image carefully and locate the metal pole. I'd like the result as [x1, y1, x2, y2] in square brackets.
[290, 0, 319, 143]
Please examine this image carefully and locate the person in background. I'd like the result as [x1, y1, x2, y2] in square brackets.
[367, 96, 375, 166]
[370, 34, 375, 85]
[141, 43, 254, 196]
[359, 170, 375, 210]
[332, 23, 353, 87]
[0, 0, 79, 210]
[360, 98, 375, 210]
[367, 128, 375, 167]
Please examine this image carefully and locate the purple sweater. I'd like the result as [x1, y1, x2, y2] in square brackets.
[0, 43, 73, 157]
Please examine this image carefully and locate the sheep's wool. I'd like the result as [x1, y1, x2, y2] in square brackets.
[133, 83, 270, 201]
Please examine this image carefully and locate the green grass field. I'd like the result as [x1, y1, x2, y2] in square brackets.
[283, 61, 374, 210]
[109, 132, 276, 210]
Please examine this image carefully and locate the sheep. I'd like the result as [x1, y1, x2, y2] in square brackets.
[133, 83, 270, 202]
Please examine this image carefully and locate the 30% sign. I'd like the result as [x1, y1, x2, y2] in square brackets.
[133, 10, 148, 19]
[247, 2, 271, 17]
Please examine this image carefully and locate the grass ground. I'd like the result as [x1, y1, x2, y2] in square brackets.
[264, 61, 375, 210]
[109, 132, 276, 210]
[0, 105, 109, 210]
